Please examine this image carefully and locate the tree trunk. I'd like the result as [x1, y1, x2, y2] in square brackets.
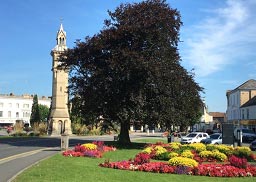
[118, 121, 131, 145]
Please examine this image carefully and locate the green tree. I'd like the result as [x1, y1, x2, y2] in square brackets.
[30, 95, 40, 126]
[61, 0, 203, 144]
[38, 104, 50, 122]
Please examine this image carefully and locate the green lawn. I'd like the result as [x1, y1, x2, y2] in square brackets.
[13, 141, 256, 182]
[133, 138, 167, 143]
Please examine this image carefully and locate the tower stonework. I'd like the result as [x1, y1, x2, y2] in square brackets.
[48, 24, 72, 135]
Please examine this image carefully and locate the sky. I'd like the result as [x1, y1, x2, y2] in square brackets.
[0, 0, 256, 113]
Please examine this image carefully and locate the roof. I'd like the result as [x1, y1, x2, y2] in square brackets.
[233, 79, 256, 90]
[209, 112, 226, 118]
[241, 95, 256, 108]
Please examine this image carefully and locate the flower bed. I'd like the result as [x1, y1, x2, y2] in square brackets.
[62, 141, 116, 158]
[99, 142, 256, 177]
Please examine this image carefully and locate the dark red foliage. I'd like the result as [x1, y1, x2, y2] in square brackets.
[74, 144, 86, 152]
[229, 155, 248, 169]
[133, 153, 151, 165]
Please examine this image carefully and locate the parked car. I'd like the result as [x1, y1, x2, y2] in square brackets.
[201, 133, 222, 144]
[234, 128, 256, 143]
[249, 139, 256, 151]
[167, 132, 187, 143]
[180, 132, 209, 144]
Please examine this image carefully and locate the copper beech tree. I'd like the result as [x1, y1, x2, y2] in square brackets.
[61, 0, 203, 144]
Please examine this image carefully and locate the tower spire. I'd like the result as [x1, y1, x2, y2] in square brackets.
[48, 23, 72, 136]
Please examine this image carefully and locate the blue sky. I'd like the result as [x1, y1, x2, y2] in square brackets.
[0, 0, 255, 112]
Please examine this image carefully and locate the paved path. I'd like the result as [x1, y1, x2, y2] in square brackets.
[0, 148, 59, 182]
[0, 133, 164, 182]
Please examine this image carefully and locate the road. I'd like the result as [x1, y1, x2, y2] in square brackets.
[0, 133, 164, 182]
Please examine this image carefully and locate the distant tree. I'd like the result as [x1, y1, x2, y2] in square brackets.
[38, 104, 50, 122]
[30, 95, 40, 126]
[61, 0, 203, 144]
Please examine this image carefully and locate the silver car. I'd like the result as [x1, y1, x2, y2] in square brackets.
[201, 133, 222, 144]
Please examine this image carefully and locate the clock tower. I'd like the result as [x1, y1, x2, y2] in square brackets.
[48, 24, 72, 135]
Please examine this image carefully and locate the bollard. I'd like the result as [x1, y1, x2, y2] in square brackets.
[146, 129, 149, 135]
[61, 134, 69, 150]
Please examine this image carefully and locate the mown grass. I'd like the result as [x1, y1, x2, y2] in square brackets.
[13, 140, 256, 182]
[133, 138, 167, 143]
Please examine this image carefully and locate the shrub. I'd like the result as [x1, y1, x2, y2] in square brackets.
[32, 122, 47, 135]
[71, 123, 87, 135]
[168, 157, 198, 168]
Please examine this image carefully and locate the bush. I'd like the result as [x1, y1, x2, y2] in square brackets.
[72, 123, 87, 135]
[32, 122, 47, 135]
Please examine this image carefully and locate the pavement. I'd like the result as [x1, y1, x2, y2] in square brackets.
[0, 147, 60, 182]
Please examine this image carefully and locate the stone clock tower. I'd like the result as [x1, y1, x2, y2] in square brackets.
[48, 24, 72, 135]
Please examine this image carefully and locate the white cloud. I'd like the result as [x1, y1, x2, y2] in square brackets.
[182, 0, 256, 77]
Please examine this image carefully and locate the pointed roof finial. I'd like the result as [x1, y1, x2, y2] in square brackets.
[60, 17, 64, 30]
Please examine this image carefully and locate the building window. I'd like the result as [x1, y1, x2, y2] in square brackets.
[246, 109, 249, 119]
[16, 112, 19, 118]
[9, 103, 12, 107]
[16, 103, 19, 108]
[242, 109, 245, 119]
[23, 112, 30, 117]
[23, 104, 29, 108]
[0, 103, 3, 107]
[8, 111, 11, 117]
[0, 111, 3, 117]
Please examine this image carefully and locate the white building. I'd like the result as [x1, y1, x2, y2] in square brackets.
[226, 79, 256, 130]
[0, 94, 51, 127]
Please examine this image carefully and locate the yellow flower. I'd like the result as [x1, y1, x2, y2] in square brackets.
[168, 157, 198, 167]
[82, 143, 97, 150]
[188, 143, 206, 152]
[168, 152, 179, 159]
[142, 147, 152, 154]
[199, 150, 213, 158]
[169, 142, 181, 150]
[181, 150, 194, 158]
[154, 146, 167, 156]
[212, 151, 227, 162]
